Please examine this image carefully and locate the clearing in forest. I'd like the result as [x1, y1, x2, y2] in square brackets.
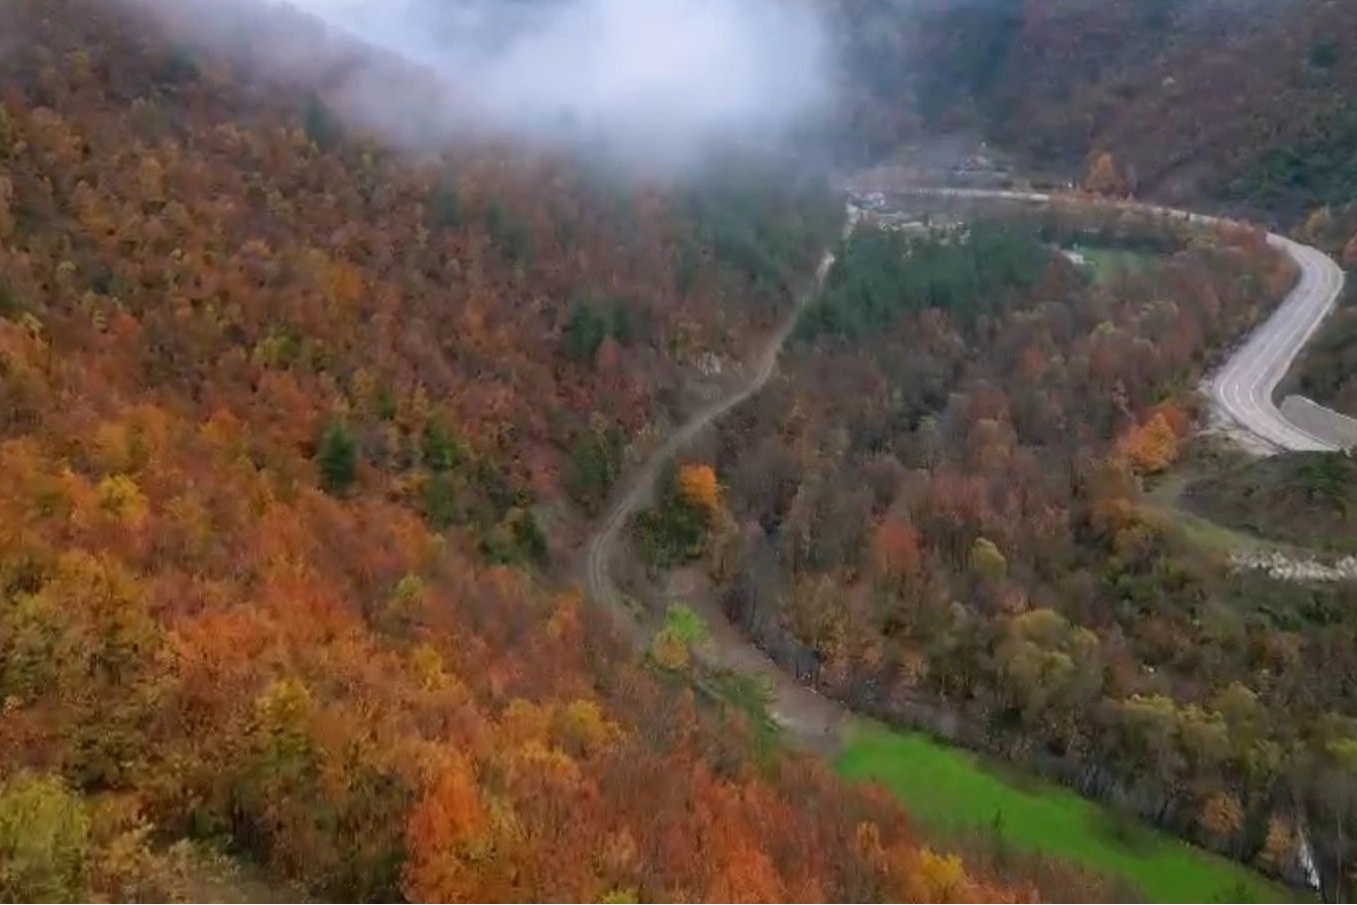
[836, 720, 1289, 903]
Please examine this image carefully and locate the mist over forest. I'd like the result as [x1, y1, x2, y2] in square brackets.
[3, 0, 1357, 902]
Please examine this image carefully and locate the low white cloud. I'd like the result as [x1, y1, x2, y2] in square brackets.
[136, 0, 835, 173]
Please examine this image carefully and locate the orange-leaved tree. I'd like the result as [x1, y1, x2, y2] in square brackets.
[1114, 411, 1179, 473]
[1083, 151, 1127, 197]
[677, 463, 721, 517]
[403, 756, 491, 902]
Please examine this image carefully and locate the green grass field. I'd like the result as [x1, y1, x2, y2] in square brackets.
[1140, 467, 1281, 558]
[836, 720, 1289, 903]
[1070, 245, 1154, 283]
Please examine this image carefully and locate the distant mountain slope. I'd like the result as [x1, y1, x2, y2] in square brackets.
[836, 0, 1357, 215]
[1077, 0, 1357, 214]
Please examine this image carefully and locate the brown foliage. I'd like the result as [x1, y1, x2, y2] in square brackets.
[0, 0, 1012, 901]
[707, 199, 1310, 880]
[1343, 233, 1357, 269]
[871, 518, 923, 581]
[1199, 791, 1244, 846]
[1083, 152, 1127, 197]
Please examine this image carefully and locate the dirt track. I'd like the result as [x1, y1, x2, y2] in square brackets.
[580, 223, 851, 751]
[579, 186, 1349, 751]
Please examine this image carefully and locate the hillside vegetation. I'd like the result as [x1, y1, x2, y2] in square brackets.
[1293, 298, 1357, 418]
[838, 722, 1283, 903]
[1183, 453, 1357, 555]
[835, 0, 1357, 216]
[796, 222, 1046, 341]
[0, 0, 1033, 901]
[631, 197, 1357, 897]
[7, 0, 1357, 901]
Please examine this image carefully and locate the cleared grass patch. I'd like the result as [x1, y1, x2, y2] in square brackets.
[1071, 245, 1154, 282]
[1181, 451, 1357, 555]
[836, 720, 1289, 903]
[1141, 466, 1283, 558]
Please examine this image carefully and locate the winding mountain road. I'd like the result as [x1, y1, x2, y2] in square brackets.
[1210, 233, 1345, 451]
[907, 188, 1348, 452]
[580, 184, 1348, 748]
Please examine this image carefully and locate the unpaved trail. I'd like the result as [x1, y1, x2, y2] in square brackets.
[582, 219, 852, 751]
[581, 186, 1349, 753]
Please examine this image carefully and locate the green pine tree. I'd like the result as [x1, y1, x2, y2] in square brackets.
[316, 420, 357, 494]
[303, 96, 341, 152]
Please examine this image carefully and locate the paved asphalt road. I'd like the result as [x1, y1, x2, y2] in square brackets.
[579, 186, 1348, 747]
[1209, 233, 1345, 451]
[908, 188, 1348, 452]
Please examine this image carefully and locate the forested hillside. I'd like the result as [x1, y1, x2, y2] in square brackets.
[631, 197, 1357, 896]
[7, 0, 1357, 900]
[0, 0, 1033, 900]
[835, 0, 1357, 216]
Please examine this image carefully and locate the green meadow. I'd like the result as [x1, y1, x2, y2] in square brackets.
[836, 720, 1290, 903]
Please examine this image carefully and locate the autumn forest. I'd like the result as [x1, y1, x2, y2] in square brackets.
[3, 0, 1357, 902]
